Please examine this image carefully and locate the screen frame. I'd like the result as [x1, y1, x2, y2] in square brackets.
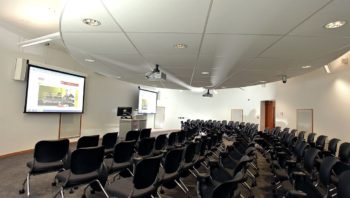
[24, 64, 86, 114]
[138, 88, 158, 114]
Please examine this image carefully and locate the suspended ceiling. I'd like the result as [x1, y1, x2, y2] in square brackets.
[1, 0, 350, 89]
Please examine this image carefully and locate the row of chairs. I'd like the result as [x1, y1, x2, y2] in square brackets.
[260, 127, 350, 198]
[20, 119, 263, 198]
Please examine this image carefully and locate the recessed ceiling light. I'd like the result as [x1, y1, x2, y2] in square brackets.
[201, 71, 210, 75]
[221, 86, 226, 89]
[324, 65, 331, 74]
[115, 76, 121, 79]
[301, 65, 312, 69]
[82, 18, 101, 26]
[259, 81, 267, 83]
[324, 20, 347, 29]
[174, 43, 187, 49]
[84, 58, 95, 62]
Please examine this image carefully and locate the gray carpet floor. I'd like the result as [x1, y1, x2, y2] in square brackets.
[0, 139, 273, 198]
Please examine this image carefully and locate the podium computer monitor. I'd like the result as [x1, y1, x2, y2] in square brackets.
[117, 107, 132, 118]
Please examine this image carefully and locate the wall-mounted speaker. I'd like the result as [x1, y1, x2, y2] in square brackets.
[14, 58, 28, 81]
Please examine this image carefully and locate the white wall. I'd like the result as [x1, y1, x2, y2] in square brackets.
[156, 67, 350, 143]
[274, 68, 350, 142]
[0, 26, 138, 155]
[156, 85, 276, 129]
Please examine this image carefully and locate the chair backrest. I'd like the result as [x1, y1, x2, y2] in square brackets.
[77, 135, 99, 149]
[102, 132, 118, 149]
[113, 140, 136, 163]
[338, 170, 350, 198]
[199, 138, 208, 156]
[34, 139, 69, 163]
[125, 130, 140, 141]
[177, 131, 186, 144]
[183, 142, 196, 163]
[155, 134, 167, 150]
[298, 131, 305, 141]
[140, 128, 152, 139]
[339, 142, 350, 164]
[319, 156, 338, 186]
[328, 138, 340, 155]
[212, 180, 236, 198]
[303, 148, 320, 173]
[163, 148, 184, 173]
[138, 137, 155, 157]
[168, 132, 177, 146]
[70, 146, 104, 175]
[133, 154, 162, 189]
[307, 133, 316, 145]
[315, 135, 327, 150]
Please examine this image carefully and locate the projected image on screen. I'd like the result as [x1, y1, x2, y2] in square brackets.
[138, 89, 157, 114]
[25, 65, 85, 113]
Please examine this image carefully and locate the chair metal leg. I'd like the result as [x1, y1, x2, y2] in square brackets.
[179, 178, 189, 192]
[95, 179, 109, 198]
[59, 187, 64, 198]
[127, 168, 134, 176]
[26, 173, 30, 197]
[188, 169, 197, 178]
[175, 180, 188, 195]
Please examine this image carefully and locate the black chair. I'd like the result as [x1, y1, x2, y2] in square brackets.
[125, 130, 140, 141]
[323, 138, 340, 156]
[102, 132, 118, 156]
[198, 179, 236, 198]
[337, 170, 350, 198]
[19, 139, 69, 197]
[153, 134, 167, 155]
[179, 142, 197, 192]
[158, 148, 185, 193]
[140, 128, 152, 139]
[315, 135, 327, 151]
[177, 130, 186, 145]
[167, 132, 178, 148]
[307, 133, 317, 147]
[105, 154, 163, 198]
[338, 142, 350, 164]
[137, 137, 155, 158]
[77, 135, 100, 149]
[105, 140, 136, 177]
[54, 146, 108, 198]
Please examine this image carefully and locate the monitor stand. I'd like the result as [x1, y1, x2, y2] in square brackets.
[121, 116, 132, 119]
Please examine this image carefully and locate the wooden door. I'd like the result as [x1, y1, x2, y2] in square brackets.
[265, 101, 275, 129]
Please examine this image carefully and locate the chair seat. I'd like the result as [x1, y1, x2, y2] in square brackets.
[56, 170, 99, 187]
[198, 181, 215, 198]
[105, 158, 132, 173]
[106, 177, 156, 198]
[158, 167, 178, 182]
[104, 148, 114, 155]
[275, 169, 289, 181]
[27, 160, 64, 174]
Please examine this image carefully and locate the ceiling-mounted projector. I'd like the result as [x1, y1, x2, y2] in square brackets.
[202, 89, 213, 97]
[145, 64, 166, 81]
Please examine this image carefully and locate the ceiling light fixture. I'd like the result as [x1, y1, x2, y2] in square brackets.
[174, 43, 187, 49]
[82, 18, 101, 26]
[115, 76, 121, 79]
[84, 58, 95, 62]
[21, 39, 52, 47]
[259, 80, 267, 83]
[301, 65, 312, 69]
[201, 71, 210, 75]
[324, 65, 331, 74]
[221, 86, 226, 89]
[19, 32, 60, 48]
[324, 20, 347, 29]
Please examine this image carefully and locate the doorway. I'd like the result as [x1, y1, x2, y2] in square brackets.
[260, 101, 275, 130]
[231, 109, 243, 122]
